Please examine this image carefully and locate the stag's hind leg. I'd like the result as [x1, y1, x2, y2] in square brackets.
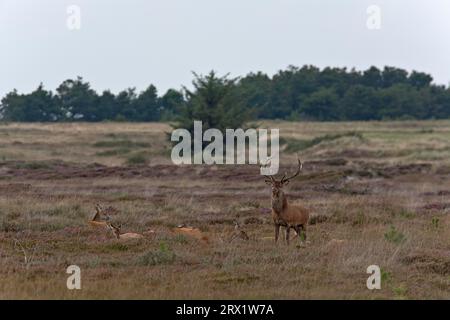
[285, 226, 291, 245]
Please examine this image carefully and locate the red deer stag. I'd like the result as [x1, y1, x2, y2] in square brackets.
[262, 158, 309, 245]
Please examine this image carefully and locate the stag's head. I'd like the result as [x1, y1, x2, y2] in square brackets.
[262, 158, 303, 197]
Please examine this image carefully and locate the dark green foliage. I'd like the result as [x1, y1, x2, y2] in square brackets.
[341, 85, 380, 120]
[431, 217, 440, 230]
[160, 89, 185, 121]
[56, 77, 97, 121]
[1, 77, 164, 122]
[234, 71, 271, 119]
[133, 85, 161, 121]
[384, 226, 406, 244]
[0, 85, 62, 122]
[174, 71, 253, 133]
[302, 88, 340, 121]
[1, 66, 450, 122]
[168, 71, 255, 154]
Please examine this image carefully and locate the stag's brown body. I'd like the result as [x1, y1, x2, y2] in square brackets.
[263, 158, 310, 245]
[271, 187, 309, 244]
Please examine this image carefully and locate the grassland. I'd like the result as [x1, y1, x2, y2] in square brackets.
[0, 120, 449, 299]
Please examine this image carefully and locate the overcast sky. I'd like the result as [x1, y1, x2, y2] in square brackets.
[1, 0, 449, 97]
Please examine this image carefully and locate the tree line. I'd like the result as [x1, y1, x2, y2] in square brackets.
[1, 65, 450, 123]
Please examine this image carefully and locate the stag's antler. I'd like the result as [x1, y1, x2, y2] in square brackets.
[281, 158, 303, 184]
[260, 157, 275, 182]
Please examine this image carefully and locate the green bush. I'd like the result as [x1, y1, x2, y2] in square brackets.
[136, 242, 176, 266]
[431, 217, 440, 230]
[384, 226, 406, 244]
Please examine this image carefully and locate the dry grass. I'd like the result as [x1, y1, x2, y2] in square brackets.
[0, 120, 449, 299]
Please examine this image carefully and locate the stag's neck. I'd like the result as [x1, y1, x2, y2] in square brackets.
[272, 191, 288, 214]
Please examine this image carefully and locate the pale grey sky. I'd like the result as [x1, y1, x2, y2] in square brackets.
[1, 0, 449, 97]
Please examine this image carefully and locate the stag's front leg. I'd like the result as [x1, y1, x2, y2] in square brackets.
[285, 226, 291, 245]
[274, 224, 280, 243]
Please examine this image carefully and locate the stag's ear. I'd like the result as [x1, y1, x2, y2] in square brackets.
[264, 179, 272, 185]
[282, 180, 290, 186]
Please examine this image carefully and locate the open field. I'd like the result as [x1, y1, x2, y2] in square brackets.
[0, 121, 449, 299]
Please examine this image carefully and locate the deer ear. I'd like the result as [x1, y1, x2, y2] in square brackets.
[282, 180, 290, 186]
[265, 179, 272, 185]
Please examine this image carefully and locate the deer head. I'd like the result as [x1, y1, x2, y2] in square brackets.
[263, 158, 303, 188]
[107, 223, 122, 239]
[94, 203, 113, 222]
[262, 158, 303, 212]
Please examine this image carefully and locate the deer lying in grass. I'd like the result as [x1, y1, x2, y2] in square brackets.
[88, 204, 110, 227]
[89, 203, 121, 227]
[263, 158, 310, 245]
[230, 220, 249, 242]
[107, 223, 145, 240]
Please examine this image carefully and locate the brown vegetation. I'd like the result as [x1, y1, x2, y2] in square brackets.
[0, 121, 449, 299]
